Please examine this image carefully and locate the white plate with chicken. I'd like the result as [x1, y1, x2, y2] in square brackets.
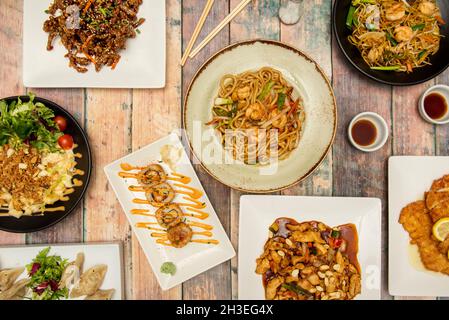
[238, 195, 381, 300]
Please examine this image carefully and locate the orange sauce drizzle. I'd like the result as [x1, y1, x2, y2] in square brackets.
[130, 208, 210, 221]
[168, 173, 191, 184]
[189, 221, 213, 231]
[128, 185, 147, 192]
[128, 184, 202, 200]
[153, 236, 218, 247]
[130, 209, 154, 217]
[186, 208, 209, 220]
[132, 197, 206, 210]
[118, 172, 137, 179]
[173, 183, 203, 199]
[194, 231, 213, 237]
[120, 163, 147, 171]
[192, 239, 219, 245]
[136, 223, 165, 232]
[151, 232, 167, 238]
[136, 220, 213, 231]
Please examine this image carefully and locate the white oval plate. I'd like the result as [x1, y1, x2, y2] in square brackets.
[183, 40, 337, 193]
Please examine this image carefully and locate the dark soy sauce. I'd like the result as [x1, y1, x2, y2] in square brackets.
[424, 93, 448, 120]
[351, 119, 377, 147]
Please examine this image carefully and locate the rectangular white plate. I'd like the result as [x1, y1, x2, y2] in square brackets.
[104, 133, 235, 290]
[0, 242, 123, 300]
[238, 195, 382, 300]
[389, 156, 449, 297]
[23, 0, 165, 88]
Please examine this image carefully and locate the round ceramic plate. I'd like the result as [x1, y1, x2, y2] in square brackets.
[183, 40, 337, 193]
[0, 96, 92, 233]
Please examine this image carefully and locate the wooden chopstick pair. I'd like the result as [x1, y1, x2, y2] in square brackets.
[181, 0, 252, 66]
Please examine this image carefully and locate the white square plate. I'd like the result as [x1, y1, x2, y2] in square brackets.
[389, 156, 449, 297]
[0, 242, 124, 300]
[23, 0, 165, 88]
[104, 133, 235, 290]
[238, 195, 382, 300]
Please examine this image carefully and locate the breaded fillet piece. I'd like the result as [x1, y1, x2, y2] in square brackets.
[399, 201, 449, 275]
[425, 191, 449, 210]
[439, 237, 449, 257]
[399, 201, 432, 244]
[430, 175, 449, 191]
[426, 175, 449, 211]
[430, 199, 449, 223]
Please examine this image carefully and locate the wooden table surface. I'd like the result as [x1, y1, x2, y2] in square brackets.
[1, 0, 448, 300]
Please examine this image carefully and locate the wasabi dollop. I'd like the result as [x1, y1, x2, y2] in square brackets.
[160, 262, 176, 276]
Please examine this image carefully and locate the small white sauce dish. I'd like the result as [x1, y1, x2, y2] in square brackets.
[348, 112, 389, 153]
[419, 84, 449, 125]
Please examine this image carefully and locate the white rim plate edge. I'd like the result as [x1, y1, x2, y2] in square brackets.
[23, 0, 166, 88]
[238, 195, 382, 300]
[388, 156, 449, 297]
[104, 133, 235, 290]
[0, 242, 124, 300]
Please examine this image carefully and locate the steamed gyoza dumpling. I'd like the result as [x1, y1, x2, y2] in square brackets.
[70, 264, 107, 298]
[0, 278, 29, 300]
[85, 289, 115, 300]
[59, 252, 85, 289]
[0, 267, 25, 291]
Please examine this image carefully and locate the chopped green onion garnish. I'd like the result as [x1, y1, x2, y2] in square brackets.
[387, 32, 398, 46]
[371, 66, 401, 71]
[346, 6, 356, 29]
[331, 229, 341, 238]
[277, 93, 286, 111]
[412, 24, 425, 31]
[282, 283, 312, 296]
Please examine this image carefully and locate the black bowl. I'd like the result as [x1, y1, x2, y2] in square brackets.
[0, 96, 92, 233]
[333, 0, 449, 86]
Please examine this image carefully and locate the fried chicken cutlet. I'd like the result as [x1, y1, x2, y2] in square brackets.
[426, 175, 449, 222]
[399, 201, 449, 275]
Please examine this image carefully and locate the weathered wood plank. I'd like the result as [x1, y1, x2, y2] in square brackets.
[331, 38, 392, 299]
[433, 65, 449, 302]
[0, 0, 26, 245]
[26, 89, 85, 245]
[392, 80, 436, 300]
[130, 0, 182, 300]
[228, 0, 281, 300]
[280, 0, 333, 198]
[435, 69, 449, 157]
[84, 89, 133, 299]
[392, 83, 435, 156]
[182, 0, 232, 300]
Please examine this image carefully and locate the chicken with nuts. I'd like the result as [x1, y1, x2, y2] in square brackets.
[256, 218, 361, 300]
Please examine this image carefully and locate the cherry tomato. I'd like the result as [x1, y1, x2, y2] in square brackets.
[54, 115, 68, 131]
[58, 134, 74, 150]
[333, 238, 343, 249]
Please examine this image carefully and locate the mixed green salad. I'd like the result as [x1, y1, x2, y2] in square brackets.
[25, 247, 69, 300]
[0, 93, 74, 152]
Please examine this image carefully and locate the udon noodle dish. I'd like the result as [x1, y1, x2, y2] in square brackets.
[206, 67, 306, 165]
